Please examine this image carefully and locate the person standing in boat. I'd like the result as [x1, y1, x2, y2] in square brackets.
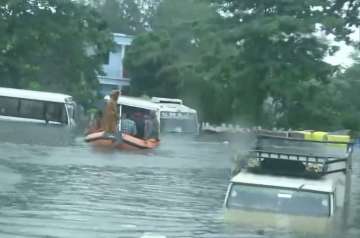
[103, 90, 120, 134]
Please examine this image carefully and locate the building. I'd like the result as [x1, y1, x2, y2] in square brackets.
[98, 33, 134, 96]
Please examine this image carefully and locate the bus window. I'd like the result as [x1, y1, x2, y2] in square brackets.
[61, 105, 68, 124]
[46, 102, 67, 124]
[19, 99, 44, 120]
[0, 97, 19, 117]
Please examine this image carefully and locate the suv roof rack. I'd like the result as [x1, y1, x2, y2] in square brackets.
[245, 134, 353, 178]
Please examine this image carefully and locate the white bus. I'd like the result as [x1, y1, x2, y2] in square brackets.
[0, 87, 77, 145]
[151, 97, 199, 134]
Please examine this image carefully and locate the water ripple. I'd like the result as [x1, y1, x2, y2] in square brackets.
[0, 140, 359, 238]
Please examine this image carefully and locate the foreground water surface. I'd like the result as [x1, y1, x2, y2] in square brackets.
[0, 135, 360, 238]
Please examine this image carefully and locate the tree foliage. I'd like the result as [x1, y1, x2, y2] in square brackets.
[125, 0, 228, 121]
[0, 0, 113, 107]
[89, 0, 160, 34]
[1, 0, 358, 130]
[125, 0, 360, 130]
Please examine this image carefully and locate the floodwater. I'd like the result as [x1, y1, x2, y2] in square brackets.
[0, 134, 359, 238]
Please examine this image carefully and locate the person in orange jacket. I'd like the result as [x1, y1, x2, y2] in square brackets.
[103, 90, 120, 134]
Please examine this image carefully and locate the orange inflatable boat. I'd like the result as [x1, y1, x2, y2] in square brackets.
[85, 131, 160, 150]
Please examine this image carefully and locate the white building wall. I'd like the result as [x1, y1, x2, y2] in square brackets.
[98, 33, 133, 95]
[101, 45, 123, 80]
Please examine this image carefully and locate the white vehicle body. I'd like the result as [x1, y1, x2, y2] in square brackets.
[117, 96, 161, 113]
[104, 95, 161, 135]
[104, 95, 161, 119]
[224, 136, 352, 235]
[224, 173, 341, 234]
[151, 97, 199, 134]
[0, 87, 77, 145]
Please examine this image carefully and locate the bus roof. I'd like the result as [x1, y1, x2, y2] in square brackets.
[157, 103, 197, 114]
[231, 172, 334, 193]
[0, 87, 73, 103]
[104, 95, 160, 111]
[151, 97, 183, 104]
[150, 98, 196, 114]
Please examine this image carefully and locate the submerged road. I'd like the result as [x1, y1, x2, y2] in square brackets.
[0, 134, 359, 238]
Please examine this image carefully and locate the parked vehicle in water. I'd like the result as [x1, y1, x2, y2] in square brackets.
[299, 130, 351, 145]
[225, 134, 353, 235]
[85, 95, 160, 150]
[151, 97, 199, 135]
[258, 129, 351, 149]
[0, 87, 78, 145]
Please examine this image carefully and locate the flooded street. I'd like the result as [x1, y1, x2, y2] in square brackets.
[0, 136, 360, 238]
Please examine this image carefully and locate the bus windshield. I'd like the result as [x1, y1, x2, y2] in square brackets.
[227, 183, 331, 217]
[160, 118, 198, 133]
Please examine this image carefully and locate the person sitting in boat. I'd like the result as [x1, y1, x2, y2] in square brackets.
[103, 90, 120, 135]
[121, 112, 137, 136]
[132, 112, 145, 138]
[144, 112, 159, 140]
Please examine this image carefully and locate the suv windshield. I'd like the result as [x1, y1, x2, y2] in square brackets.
[227, 183, 330, 217]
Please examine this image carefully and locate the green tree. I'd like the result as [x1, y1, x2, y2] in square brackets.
[125, 31, 179, 96]
[332, 55, 360, 132]
[126, 0, 360, 128]
[207, 0, 352, 126]
[125, 0, 226, 121]
[272, 52, 360, 133]
[89, 0, 160, 34]
[0, 0, 113, 108]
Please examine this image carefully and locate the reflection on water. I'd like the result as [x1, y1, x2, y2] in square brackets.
[0, 136, 359, 238]
[0, 165, 22, 192]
